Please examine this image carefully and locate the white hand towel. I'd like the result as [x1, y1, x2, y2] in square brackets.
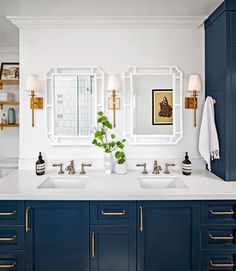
[199, 96, 220, 171]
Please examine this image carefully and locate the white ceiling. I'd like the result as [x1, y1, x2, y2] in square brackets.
[0, 0, 223, 47]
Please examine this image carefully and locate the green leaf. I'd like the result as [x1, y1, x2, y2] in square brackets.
[97, 111, 103, 116]
[111, 134, 116, 139]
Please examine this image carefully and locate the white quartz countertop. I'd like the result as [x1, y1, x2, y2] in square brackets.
[0, 169, 235, 200]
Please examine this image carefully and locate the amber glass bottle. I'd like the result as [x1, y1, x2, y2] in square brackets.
[182, 152, 192, 176]
[36, 152, 45, 176]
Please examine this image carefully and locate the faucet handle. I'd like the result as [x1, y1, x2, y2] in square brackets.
[136, 163, 148, 174]
[164, 163, 175, 174]
[52, 163, 64, 174]
[80, 163, 92, 175]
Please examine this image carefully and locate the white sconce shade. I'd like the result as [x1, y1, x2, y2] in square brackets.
[26, 74, 41, 92]
[107, 74, 121, 92]
[188, 74, 203, 92]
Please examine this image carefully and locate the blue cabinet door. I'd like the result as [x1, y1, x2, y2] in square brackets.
[25, 201, 89, 271]
[90, 225, 136, 271]
[137, 201, 200, 271]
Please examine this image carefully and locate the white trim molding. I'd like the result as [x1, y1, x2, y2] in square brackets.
[7, 16, 206, 30]
[0, 47, 19, 55]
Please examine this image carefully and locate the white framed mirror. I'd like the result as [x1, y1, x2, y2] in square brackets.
[123, 66, 183, 145]
[46, 67, 104, 145]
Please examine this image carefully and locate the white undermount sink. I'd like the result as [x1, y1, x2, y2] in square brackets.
[38, 176, 90, 189]
[138, 175, 187, 189]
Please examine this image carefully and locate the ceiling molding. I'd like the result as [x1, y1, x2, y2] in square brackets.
[7, 16, 206, 29]
[0, 47, 19, 55]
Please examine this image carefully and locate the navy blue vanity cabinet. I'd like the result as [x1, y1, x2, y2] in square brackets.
[90, 201, 136, 271]
[25, 201, 89, 271]
[137, 201, 201, 271]
[0, 201, 25, 271]
[205, 0, 236, 181]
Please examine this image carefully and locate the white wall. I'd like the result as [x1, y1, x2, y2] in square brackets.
[0, 49, 19, 160]
[18, 24, 204, 169]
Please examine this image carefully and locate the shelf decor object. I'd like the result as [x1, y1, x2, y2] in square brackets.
[26, 74, 43, 127]
[107, 74, 121, 128]
[185, 74, 203, 127]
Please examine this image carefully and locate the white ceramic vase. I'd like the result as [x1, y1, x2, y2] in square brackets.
[104, 153, 113, 174]
[114, 162, 128, 175]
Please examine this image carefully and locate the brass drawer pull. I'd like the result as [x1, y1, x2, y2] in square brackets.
[0, 211, 16, 216]
[26, 207, 30, 233]
[140, 206, 143, 232]
[101, 210, 126, 216]
[209, 209, 235, 215]
[92, 232, 95, 258]
[0, 235, 16, 241]
[0, 262, 16, 269]
[209, 233, 234, 240]
[209, 260, 235, 267]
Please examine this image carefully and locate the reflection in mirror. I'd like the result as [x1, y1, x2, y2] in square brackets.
[133, 75, 173, 135]
[124, 66, 183, 145]
[46, 67, 104, 145]
[54, 75, 95, 136]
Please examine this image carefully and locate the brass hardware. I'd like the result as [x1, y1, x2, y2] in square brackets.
[0, 262, 16, 269]
[0, 211, 16, 216]
[136, 163, 148, 174]
[0, 235, 16, 241]
[209, 209, 235, 215]
[209, 233, 234, 240]
[52, 163, 64, 174]
[92, 232, 95, 258]
[101, 210, 126, 216]
[108, 97, 120, 110]
[30, 97, 43, 109]
[80, 163, 92, 175]
[140, 206, 143, 232]
[164, 163, 176, 174]
[26, 207, 30, 233]
[152, 160, 162, 175]
[185, 96, 198, 109]
[65, 160, 76, 175]
[209, 260, 235, 267]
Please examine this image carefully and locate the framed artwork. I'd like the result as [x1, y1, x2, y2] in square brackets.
[0, 63, 19, 80]
[152, 89, 173, 125]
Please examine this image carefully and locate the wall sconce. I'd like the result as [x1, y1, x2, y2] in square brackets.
[107, 74, 121, 128]
[185, 74, 203, 127]
[26, 74, 43, 127]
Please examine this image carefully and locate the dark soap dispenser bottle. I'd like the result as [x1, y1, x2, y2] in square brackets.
[182, 152, 191, 176]
[36, 152, 45, 176]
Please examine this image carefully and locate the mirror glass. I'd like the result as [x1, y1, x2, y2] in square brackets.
[124, 66, 183, 145]
[54, 75, 95, 136]
[46, 67, 104, 145]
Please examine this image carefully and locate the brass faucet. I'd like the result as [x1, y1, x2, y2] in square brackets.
[164, 163, 175, 174]
[152, 160, 162, 175]
[80, 163, 92, 175]
[52, 163, 64, 174]
[65, 160, 76, 175]
[136, 163, 148, 174]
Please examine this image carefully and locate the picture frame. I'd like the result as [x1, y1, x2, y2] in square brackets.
[152, 89, 173, 125]
[0, 63, 19, 80]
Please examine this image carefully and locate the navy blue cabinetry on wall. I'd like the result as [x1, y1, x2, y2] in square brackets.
[205, 0, 236, 181]
[137, 201, 201, 271]
[25, 201, 89, 271]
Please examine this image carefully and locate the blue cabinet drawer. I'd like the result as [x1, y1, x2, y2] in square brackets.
[0, 202, 24, 225]
[0, 251, 25, 271]
[201, 250, 236, 271]
[0, 226, 24, 250]
[90, 201, 136, 225]
[201, 201, 236, 224]
[231, 13, 236, 47]
[202, 225, 236, 250]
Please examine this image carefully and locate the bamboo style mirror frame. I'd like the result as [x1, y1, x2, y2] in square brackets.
[123, 66, 183, 145]
[46, 67, 104, 146]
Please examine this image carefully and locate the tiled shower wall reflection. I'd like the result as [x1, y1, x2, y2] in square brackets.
[54, 75, 95, 136]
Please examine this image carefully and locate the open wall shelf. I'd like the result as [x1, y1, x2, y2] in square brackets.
[0, 123, 19, 131]
[0, 80, 19, 90]
[0, 101, 19, 110]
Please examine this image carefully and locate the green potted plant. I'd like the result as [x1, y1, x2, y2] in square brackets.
[92, 111, 127, 174]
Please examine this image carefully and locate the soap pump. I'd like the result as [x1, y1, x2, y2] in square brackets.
[36, 152, 45, 176]
[182, 152, 192, 176]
